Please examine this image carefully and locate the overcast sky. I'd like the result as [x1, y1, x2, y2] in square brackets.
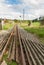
[0, 0, 44, 20]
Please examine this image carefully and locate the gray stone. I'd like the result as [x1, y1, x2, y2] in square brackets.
[1, 60, 7, 65]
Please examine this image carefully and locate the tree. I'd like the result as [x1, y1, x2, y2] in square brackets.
[28, 20, 31, 26]
[32, 18, 38, 22]
[4, 19, 9, 23]
[39, 16, 44, 25]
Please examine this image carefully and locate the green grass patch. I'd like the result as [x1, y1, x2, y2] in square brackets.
[21, 25, 44, 44]
[20, 22, 40, 27]
[24, 27, 44, 38]
[3, 54, 17, 65]
[7, 61, 17, 65]
[3, 23, 14, 30]
[31, 22, 40, 27]
[20, 22, 44, 38]
[21, 21, 44, 44]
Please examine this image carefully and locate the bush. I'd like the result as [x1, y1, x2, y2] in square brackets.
[28, 20, 31, 26]
[0, 19, 1, 23]
[4, 19, 9, 23]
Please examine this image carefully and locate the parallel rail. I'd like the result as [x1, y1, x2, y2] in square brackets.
[0, 25, 44, 65]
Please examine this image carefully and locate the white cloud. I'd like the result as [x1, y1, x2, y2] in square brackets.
[0, 0, 44, 20]
[23, 0, 44, 5]
[0, 0, 22, 19]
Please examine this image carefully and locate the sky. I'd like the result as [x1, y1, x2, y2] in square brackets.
[0, 0, 44, 20]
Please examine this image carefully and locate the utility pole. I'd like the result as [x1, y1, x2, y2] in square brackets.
[23, 9, 25, 21]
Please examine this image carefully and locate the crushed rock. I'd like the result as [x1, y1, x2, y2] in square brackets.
[1, 60, 7, 65]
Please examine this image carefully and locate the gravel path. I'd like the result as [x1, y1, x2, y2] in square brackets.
[1, 60, 7, 65]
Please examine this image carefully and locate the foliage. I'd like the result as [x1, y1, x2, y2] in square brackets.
[0, 19, 1, 22]
[28, 20, 31, 26]
[4, 19, 9, 23]
[24, 27, 44, 38]
[14, 19, 18, 23]
[3, 54, 17, 65]
[31, 22, 40, 27]
[32, 18, 38, 22]
[20, 20, 44, 44]
[3, 23, 14, 30]
[14, 19, 20, 23]
[39, 16, 44, 25]
[39, 16, 44, 21]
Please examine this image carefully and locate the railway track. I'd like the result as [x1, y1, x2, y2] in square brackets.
[0, 26, 15, 63]
[16, 26, 44, 65]
[0, 25, 44, 65]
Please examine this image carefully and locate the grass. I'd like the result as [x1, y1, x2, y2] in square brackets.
[20, 22, 40, 27]
[3, 54, 17, 65]
[7, 61, 17, 65]
[3, 23, 14, 30]
[24, 27, 44, 38]
[20, 22, 44, 44]
[2, 22, 17, 65]
[31, 22, 40, 27]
